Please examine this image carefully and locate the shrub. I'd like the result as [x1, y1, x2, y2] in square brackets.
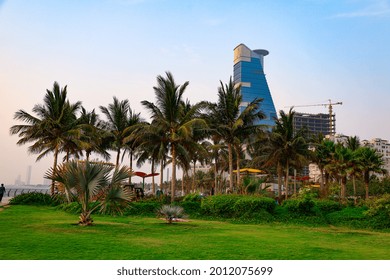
[363, 194, 390, 229]
[326, 207, 368, 228]
[315, 200, 344, 214]
[282, 197, 316, 215]
[233, 196, 276, 215]
[201, 195, 243, 218]
[9, 192, 58, 206]
[182, 193, 203, 202]
[158, 205, 185, 223]
[179, 201, 201, 215]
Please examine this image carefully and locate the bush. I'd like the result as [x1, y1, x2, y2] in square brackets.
[201, 195, 243, 218]
[282, 197, 316, 215]
[315, 200, 344, 214]
[363, 194, 390, 229]
[179, 201, 201, 215]
[182, 193, 203, 202]
[9, 192, 59, 206]
[233, 196, 276, 215]
[326, 207, 368, 228]
[201, 195, 276, 219]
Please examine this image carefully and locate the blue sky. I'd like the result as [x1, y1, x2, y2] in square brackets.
[1, 0, 390, 185]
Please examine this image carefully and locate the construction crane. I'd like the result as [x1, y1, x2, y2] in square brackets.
[286, 99, 343, 135]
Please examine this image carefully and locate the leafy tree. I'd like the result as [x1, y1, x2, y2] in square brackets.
[207, 77, 265, 191]
[10, 82, 81, 195]
[355, 146, 387, 199]
[141, 72, 207, 202]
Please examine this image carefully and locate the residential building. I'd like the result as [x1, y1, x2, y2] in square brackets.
[362, 138, 390, 175]
[233, 43, 277, 128]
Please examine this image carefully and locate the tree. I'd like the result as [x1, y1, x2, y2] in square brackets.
[141, 72, 207, 203]
[100, 97, 132, 166]
[10, 82, 81, 195]
[310, 135, 335, 197]
[273, 108, 308, 200]
[346, 136, 361, 204]
[355, 146, 387, 199]
[208, 77, 265, 192]
[78, 107, 111, 161]
[46, 160, 133, 225]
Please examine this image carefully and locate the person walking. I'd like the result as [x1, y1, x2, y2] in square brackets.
[0, 183, 5, 203]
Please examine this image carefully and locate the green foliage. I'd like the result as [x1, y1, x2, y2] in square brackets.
[201, 195, 275, 219]
[233, 196, 276, 214]
[201, 195, 243, 218]
[315, 200, 344, 214]
[9, 193, 59, 206]
[326, 207, 368, 228]
[182, 192, 203, 202]
[364, 194, 390, 229]
[282, 197, 316, 215]
[179, 201, 201, 215]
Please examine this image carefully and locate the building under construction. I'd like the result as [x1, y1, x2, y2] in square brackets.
[293, 112, 334, 137]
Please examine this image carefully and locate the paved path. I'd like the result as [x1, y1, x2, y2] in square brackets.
[0, 197, 11, 207]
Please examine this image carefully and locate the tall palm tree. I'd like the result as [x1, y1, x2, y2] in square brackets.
[355, 146, 387, 199]
[10, 82, 81, 195]
[78, 107, 111, 161]
[122, 109, 146, 184]
[208, 77, 265, 191]
[346, 136, 361, 204]
[273, 108, 308, 200]
[141, 71, 207, 202]
[310, 135, 335, 197]
[99, 97, 132, 166]
[46, 160, 133, 225]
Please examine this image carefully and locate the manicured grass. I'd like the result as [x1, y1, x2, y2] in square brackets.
[1, 205, 390, 260]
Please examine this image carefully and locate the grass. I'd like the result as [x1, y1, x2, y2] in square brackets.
[1, 205, 390, 260]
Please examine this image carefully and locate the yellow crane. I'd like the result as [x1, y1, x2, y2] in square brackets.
[287, 99, 342, 135]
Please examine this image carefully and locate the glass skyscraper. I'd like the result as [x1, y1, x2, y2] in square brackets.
[233, 43, 277, 128]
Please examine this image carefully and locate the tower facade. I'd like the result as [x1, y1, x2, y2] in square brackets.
[233, 43, 277, 128]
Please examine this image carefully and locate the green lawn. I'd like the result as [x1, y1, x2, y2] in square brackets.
[1, 205, 390, 260]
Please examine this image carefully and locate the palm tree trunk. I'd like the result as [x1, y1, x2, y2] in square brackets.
[277, 163, 283, 203]
[116, 148, 121, 167]
[128, 152, 133, 185]
[214, 159, 218, 195]
[171, 144, 176, 203]
[151, 159, 155, 195]
[160, 160, 164, 194]
[365, 172, 370, 199]
[319, 166, 325, 198]
[228, 143, 233, 192]
[284, 161, 289, 200]
[235, 145, 241, 192]
[341, 176, 347, 201]
[192, 161, 196, 192]
[51, 146, 59, 195]
[352, 174, 357, 205]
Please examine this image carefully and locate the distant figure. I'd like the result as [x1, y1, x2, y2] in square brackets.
[0, 183, 5, 203]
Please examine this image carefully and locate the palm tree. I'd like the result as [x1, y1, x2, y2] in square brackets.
[10, 82, 81, 195]
[122, 109, 146, 184]
[141, 71, 207, 202]
[99, 97, 132, 166]
[45, 160, 133, 225]
[355, 146, 387, 199]
[346, 136, 361, 204]
[208, 77, 265, 191]
[273, 108, 308, 200]
[78, 107, 111, 161]
[310, 135, 335, 197]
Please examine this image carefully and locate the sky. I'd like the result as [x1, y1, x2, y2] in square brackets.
[1, 0, 390, 186]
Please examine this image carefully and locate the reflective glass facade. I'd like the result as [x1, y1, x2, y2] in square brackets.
[233, 44, 277, 128]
